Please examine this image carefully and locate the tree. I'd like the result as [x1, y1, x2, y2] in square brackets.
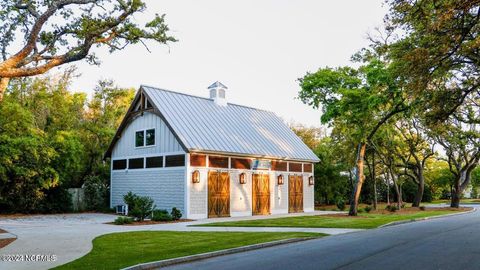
[393, 119, 435, 207]
[431, 118, 480, 208]
[290, 123, 324, 150]
[386, 0, 480, 122]
[0, 0, 176, 101]
[298, 58, 408, 215]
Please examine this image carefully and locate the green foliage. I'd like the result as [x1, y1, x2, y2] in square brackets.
[152, 209, 172, 222]
[357, 208, 365, 214]
[84, 175, 109, 211]
[39, 187, 73, 213]
[314, 138, 351, 205]
[123, 192, 156, 221]
[335, 198, 346, 211]
[364, 206, 373, 213]
[385, 205, 398, 212]
[0, 73, 133, 213]
[114, 216, 134, 225]
[0, 1, 176, 82]
[171, 207, 182, 220]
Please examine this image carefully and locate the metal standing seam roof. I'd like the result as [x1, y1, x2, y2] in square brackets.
[141, 85, 320, 162]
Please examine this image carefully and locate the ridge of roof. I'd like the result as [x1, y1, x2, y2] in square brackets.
[140, 84, 275, 114]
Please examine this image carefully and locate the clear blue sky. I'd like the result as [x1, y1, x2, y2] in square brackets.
[69, 0, 387, 127]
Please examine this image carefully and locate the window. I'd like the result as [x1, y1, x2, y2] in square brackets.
[113, 159, 127, 170]
[146, 156, 163, 168]
[146, 129, 155, 146]
[209, 156, 229, 168]
[135, 131, 144, 147]
[165, 155, 185, 167]
[135, 129, 155, 147]
[129, 158, 144, 169]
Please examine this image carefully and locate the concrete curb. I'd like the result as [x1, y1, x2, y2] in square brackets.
[379, 207, 477, 228]
[122, 237, 315, 270]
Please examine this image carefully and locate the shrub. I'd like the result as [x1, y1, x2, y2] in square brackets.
[357, 208, 365, 213]
[152, 209, 172, 221]
[39, 186, 73, 213]
[123, 191, 137, 210]
[385, 205, 398, 212]
[401, 203, 406, 209]
[84, 175, 109, 211]
[419, 206, 426, 211]
[171, 207, 182, 220]
[114, 216, 134, 225]
[123, 192, 156, 221]
[335, 198, 346, 211]
[364, 206, 372, 213]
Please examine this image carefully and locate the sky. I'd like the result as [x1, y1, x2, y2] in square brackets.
[69, 0, 388, 127]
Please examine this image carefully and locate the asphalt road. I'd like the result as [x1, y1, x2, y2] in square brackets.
[162, 206, 480, 270]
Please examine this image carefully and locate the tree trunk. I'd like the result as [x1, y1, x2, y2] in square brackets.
[451, 172, 464, 208]
[0, 77, 10, 102]
[348, 142, 367, 216]
[412, 171, 424, 207]
[386, 172, 390, 205]
[372, 151, 377, 210]
[390, 170, 402, 210]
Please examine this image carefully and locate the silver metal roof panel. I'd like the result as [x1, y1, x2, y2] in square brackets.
[142, 85, 320, 162]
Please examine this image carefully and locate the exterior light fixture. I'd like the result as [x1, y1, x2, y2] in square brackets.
[239, 173, 246, 184]
[192, 170, 200, 183]
[277, 174, 284, 185]
[308, 176, 314, 186]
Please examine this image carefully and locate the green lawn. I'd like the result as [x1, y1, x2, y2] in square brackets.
[53, 231, 323, 270]
[198, 209, 468, 229]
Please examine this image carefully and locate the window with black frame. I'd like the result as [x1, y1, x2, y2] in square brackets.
[146, 129, 155, 146]
[135, 130, 144, 147]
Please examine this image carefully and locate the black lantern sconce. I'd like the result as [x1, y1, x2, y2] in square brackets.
[192, 170, 200, 183]
[308, 176, 314, 186]
[239, 173, 247, 184]
[277, 174, 284, 185]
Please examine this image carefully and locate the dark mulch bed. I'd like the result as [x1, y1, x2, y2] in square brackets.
[320, 214, 368, 218]
[106, 219, 194, 226]
[0, 238, 16, 249]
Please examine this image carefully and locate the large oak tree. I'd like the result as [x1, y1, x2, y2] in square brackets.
[0, 0, 176, 101]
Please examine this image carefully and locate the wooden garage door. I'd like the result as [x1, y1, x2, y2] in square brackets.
[289, 175, 303, 213]
[208, 171, 230, 218]
[252, 174, 270, 215]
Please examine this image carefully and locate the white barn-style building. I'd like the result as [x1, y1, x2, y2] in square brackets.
[105, 82, 320, 219]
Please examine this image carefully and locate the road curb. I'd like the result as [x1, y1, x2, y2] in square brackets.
[121, 237, 315, 270]
[379, 207, 477, 228]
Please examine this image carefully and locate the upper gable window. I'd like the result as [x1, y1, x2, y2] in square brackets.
[146, 129, 155, 146]
[135, 129, 155, 147]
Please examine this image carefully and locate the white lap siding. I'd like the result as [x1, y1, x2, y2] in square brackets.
[111, 169, 186, 214]
[303, 174, 314, 212]
[272, 172, 288, 214]
[230, 171, 253, 217]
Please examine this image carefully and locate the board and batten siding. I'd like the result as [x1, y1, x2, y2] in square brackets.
[111, 169, 186, 214]
[111, 112, 184, 158]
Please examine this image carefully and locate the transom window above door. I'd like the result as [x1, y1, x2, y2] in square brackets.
[135, 128, 155, 147]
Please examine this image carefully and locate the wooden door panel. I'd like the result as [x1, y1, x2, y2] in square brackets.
[252, 174, 270, 215]
[289, 175, 304, 213]
[208, 171, 230, 218]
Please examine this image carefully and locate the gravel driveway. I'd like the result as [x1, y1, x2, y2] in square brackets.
[0, 211, 359, 270]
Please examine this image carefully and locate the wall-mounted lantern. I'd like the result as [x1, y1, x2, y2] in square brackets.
[239, 173, 247, 184]
[192, 170, 200, 183]
[277, 174, 284, 185]
[308, 176, 314, 186]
